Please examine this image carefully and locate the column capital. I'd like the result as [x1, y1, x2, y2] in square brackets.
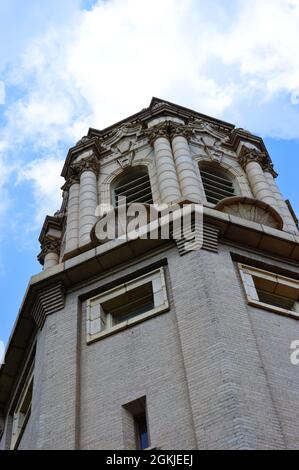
[145, 122, 170, 146]
[263, 162, 278, 178]
[61, 173, 80, 192]
[238, 146, 266, 170]
[37, 236, 61, 266]
[72, 154, 100, 178]
[169, 122, 193, 141]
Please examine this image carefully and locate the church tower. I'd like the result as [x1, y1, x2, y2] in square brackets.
[1, 98, 299, 449]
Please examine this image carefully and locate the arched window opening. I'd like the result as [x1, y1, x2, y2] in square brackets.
[113, 168, 153, 207]
[200, 165, 235, 204]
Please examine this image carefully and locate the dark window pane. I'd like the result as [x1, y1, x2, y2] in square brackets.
[135, 413, 149, 450]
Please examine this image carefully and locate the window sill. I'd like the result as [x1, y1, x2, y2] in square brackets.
[87, 303, 169, 344]
[247, 297, 299, 320]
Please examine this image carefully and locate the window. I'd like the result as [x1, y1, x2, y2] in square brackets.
[239, 263, 299, 319]
[200, 166, 235, 204]
[113, 168, 153, 207]
[135, 412, 149, 450]
[122, 396, 150, 450]
[86, 268, 169, 343]
[10, 366, 34, 450]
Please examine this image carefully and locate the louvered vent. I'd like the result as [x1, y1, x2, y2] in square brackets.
[201, 169, 235, 204]
[174, 223, 219, 256]
[114, 171, 153, 207]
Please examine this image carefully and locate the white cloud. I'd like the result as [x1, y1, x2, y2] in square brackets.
[16, 156, 64, 227]
[1, 0, 299, 229]
[0, 81, 5, 104]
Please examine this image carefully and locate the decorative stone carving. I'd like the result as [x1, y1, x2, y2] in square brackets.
[117, 153, 134, 168]
[146, 121, 194, 145]
[151, 100, 169, 109]
[238, 146, 270, 171]
[168, 122, 193, 141]
[197, 136, 224, 163]
[38, 236, 61, 265]
[215, 196, 283, 230]
[145, 122, 170, 145]
[71, 154, 100, 176]
[76, 135, 90, 146]
[101, 121, 142, 148]
[263, 162, 278, 178]
[61, 173, 80, 192]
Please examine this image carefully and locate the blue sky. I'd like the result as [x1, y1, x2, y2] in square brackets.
[0, 0, 299, 347]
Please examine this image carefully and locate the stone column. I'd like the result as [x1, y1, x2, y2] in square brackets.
[238, 147, 277, 208]
[147, 124, 181, 204]
[74, 156, 99, 247]
[64, 175, 80, 254]
[38, 237, 61, 270]
[44, 251, 59, 270]
[264, 167, 298, 233]
[170, 125, 204, 203]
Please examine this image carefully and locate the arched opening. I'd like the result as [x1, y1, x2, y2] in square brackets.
[112, 167, 153, 207]
[199, 163, 236, 204]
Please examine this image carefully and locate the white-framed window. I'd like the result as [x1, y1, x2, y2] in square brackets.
[10, 365, 34, 450]
[238, 263, 299, 319]
[86, 267, 169, 343]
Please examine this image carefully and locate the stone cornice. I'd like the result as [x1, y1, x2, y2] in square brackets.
[228, 128, 271, 159]
[88, 97, 234, 140]
[61, 137, 103, 178]
[38, 215, 64, 244]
